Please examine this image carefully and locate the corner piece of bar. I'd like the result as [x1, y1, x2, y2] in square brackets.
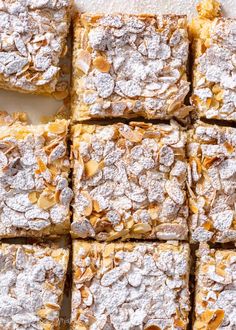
[190, 0, 236, 121]
[0, 119, 73, 237]
[0, 243, 69, 329]
[71, 241, 190, 329]
[188, 122, 236, 243]
[72, 13, 190, 120]
[0, 0, 70, 95]
[194, 243, 236, 329]
[71, 121, 188, 241]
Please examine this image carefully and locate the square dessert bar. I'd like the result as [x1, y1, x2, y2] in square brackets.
[0, 243, 69, 329]
[71, 121, 188, 241]
[0, 0, 70, 95]
[194, 243, 236, 329]
[72, 13, 190, 120]
[0, 119, 73, 237]
[191, 16, 236, 121]
[71, 241, 190, 330]
[188, 123, 236, 243]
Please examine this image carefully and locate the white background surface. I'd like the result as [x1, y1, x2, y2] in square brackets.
[0, 0, 235, 124]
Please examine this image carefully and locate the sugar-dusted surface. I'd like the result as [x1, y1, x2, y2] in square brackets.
[194, 243, 236, 329]
[0, 243, 69, 329]
[71, 121, 188, 241]
[74, 0, 236, 17]
[71, 241, 190, 330]
[72, 13, 191, 121]
[0, 0, 70, 95]
[0, 119, 73, 237]
[188, 123, 236, 243]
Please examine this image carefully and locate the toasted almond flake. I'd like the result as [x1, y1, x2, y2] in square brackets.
[78, 267, 94, 283]
[189, 198, 199, 214]
[84, 159, 100, 177]
[224, 141, 234, 153]
[37, 158, 47, 173]
[203, 221, 212, 231]
[202, 156, 218, 169]
[28, 192, 38, 204]
[144, 326, 161, 330]
[119, 128, 143, 142]
[93, 56, 111, 72]
[37, 193, 56, 210]
[132, 223, 152, 234]
[76, 49, 92, 74]
[48, 121, 67, 134]
[107, 229, 129, 241]
[207, 310, 225, 330]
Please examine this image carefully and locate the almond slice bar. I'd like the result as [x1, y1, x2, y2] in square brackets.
[188, 123, 236, 243]
[0, 0, 70, 95]
[71, 121, 188, 241]
[190, 0, 236, 121]
[71, 240, 190, 330]
[72, 13, 191, 120]
[0, 243, 69, 329]
[0, 119, 73, 237]
[194, 243, 236, 329]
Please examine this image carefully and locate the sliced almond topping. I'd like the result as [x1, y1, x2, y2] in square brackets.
[107, 229, 129, 241]
[202, 156, 218, 169]
[119, 128, 143, 142]
[37, 158, 47, 173]
[224, 141, 234, 153]
[215, 266, 226, 277]
[74, 268, 83, 280]
[81, 191, 93, 216]
[37, 308, 48, 318]
[201, 309, 215, 323]
[207, 310, 225, 330]
[189, 198, 199, 214]
[174, 319, 185, 328]
[93, 199, 102, 212]
[28, 191, 38, 204]
[45, 302, 60, 310]
[144, 325, 161, 330]
[191, 157, 202, 173]
[37, 192, 56, 210]
[76, 49, 92, 74]
[84, 159, 100, 177]
[203, 221, 212, 230]
[93, 56, 111, 72]
[78, 267, 94, 283]
[132, 223, 152, 234]
[48, 121, 67, 134]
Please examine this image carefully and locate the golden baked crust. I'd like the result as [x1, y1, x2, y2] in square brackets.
[188, 123, 236, 243]
[0, 119, 73, 237]
[71, 240, 190, 330]
[71, 121, 188, 241]
[194, 243, 236, 330]
[190, 0, 236, 121]
[0, 243, 69, 330]
[72, 13, 191, 120]
[0, 0, 70, 95]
